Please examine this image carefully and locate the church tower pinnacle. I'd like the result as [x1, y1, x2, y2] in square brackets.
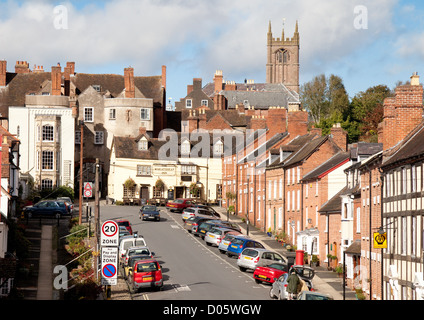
[266, 20, 300, 93]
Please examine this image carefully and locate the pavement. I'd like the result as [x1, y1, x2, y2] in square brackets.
[28, 202, 356, 300]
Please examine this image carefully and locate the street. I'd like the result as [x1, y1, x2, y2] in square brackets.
[99, 205, 272, 300]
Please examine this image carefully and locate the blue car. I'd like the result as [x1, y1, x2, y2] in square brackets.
[139, 205, 160, 221]
[226, 236, 265, 258]
[24, 200, 69, 219]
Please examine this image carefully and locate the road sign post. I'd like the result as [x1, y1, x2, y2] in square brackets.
[83, 182, 93, 198]
[100, 220, 119, 286]
[101, 247, 118, 286]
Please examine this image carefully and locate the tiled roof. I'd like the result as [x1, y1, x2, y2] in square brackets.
[302, 151, 350, 181]
[318, 186, 347, 214]
[381, 121, 424, 168]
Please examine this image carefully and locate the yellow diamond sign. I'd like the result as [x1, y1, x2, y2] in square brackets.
[374, 232, 387, 249]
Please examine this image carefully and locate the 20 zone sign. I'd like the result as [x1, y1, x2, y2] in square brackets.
[101, 220, 119, 246]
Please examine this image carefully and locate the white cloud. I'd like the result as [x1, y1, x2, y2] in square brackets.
[0, 0, 399, 97]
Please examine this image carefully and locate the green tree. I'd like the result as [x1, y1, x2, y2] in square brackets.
[300, 74, 349, 124]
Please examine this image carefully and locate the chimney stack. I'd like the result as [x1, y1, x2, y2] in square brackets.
[330, 123, 348, 151]
[51, 65, 62, 96]
[64, 66, 72, 96]
[161, 65, 166, 89]
[66, 62, 75, 75]
[15, 61, 30, 74]
[124, 67, 135, 98]
[213, 70, 223, 93]
[0, 60, 6, 87]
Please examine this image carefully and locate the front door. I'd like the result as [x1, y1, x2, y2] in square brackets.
[140, 187, 149, 202]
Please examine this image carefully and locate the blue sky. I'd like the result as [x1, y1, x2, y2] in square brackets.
[0, 0, 423, 107]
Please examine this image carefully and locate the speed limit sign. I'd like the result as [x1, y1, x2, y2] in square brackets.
[101, 220, 119, 246]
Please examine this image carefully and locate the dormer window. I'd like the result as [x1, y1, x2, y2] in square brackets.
[138, 138, 148, 151]
[213, 140, 223, 155]
[92, 85, 101, 92]
[181, 140, 190, 155]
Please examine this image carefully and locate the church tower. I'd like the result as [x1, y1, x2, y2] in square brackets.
[266, 20, 300, 93]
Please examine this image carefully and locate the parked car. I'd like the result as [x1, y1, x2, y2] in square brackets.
[56, 198, 74, 214]
[218, 232, 244, 254]
[123, 254, 153, 280]
[23, 200, 69, 219]
[139, 205, 160, 221]
[128, 259, 163, 293]
[193, 220, 241, 239]
[119, 226, 131, 238]
[237, 248, 288, 272]
[183, 216, 214, 233]
[119, 236, 147, 266]
[123, 246, 154, 268]
[297, 291, 333, 300]
[115, 219, 133, 235]
[166, 198, 193, 213]
[190, 205, 221, 216]
[182, 207, 220, 221]
[205, 227, 241, 247]
[226, 236, 264, 258]
[253, 262, 288, 284]
[269, 273, 290, 300]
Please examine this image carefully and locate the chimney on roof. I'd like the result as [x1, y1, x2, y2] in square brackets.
[162, 65, 166, 89]
[51, 65, 62, 96]
[0, 60, 6, 87]
[213, 70, 223, 93]
[411, 72, 420, 86]
[15, 61, 30, 74]
[330, 123, 348, 151]
[33, 65, 44, 73]
[66, 62, 75, 75]
[64, 65, 72, 96]
[124, 67, 135, 98]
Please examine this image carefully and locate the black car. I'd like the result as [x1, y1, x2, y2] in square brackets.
[183, 216, 215, 233]
[24, 200, 69, 219]
[139, 205, 160, 221]
[193, 220, 241, 239]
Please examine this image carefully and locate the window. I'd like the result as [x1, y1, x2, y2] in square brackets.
[214, 141, 223, 155]
[137, 165, 151, 176]
[297, 190, 300, 211]
[140, 108, 150, 120]
[287, 191, 290, 210]
[138, 139, 148, 151]
[186, 99, 192, 109]
[181, 141, 190, 155]
[274, 180, 277, 199]
[279, 179, 283, 198]
[182, 165, 196, 175]
[42, 125, 54, 141]
[109, 109, 116, 120]
[412, 165, 417, 193]
[95, 131, 104, 145]
[84, 107, 94, 122]
[412, 216, 417, 256]
[356, 207, 361, 233]
[287, 169, 290, 185]
[153, 186, 163, 198]
[315, 180, 319, 196]
[402, 216, 407, 255]
[201, 100, 208, 107]
[123, 185, 136, 198]
[42, 151, 54, 170]
[92, 85, 101, 92]
[402, 168, 407, 194]
[41, 179, 53, 190]
[73, 132, 80, 146]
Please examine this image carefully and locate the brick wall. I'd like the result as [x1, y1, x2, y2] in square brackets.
[0, 61, 6, 87]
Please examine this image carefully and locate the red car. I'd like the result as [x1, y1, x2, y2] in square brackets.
[253, 263, 288, 284]
[166, 198, 193, 213]
[129, 259, 163, 292]
[115, 219, 133, 235]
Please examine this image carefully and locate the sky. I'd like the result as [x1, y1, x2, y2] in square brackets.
[0, 0, 423, 107]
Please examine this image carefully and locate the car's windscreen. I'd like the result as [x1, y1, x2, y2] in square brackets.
[143, 206, 156, 211]
[174, 200, 183, 203]
[137, 262, 158, 272]
[231, 238, 246, 245]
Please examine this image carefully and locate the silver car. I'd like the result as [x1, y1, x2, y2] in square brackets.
[237, 248, 288, 272]
[123, 246, 154, 267]
[297, 291, 333, 300]
[218, 232, 244, 254]
[182, 207, 220, 222]
[204, 227, 241, 247]
[269, 273, 289, 300]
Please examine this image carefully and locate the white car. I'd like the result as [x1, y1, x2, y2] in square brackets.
[181, 207, 220, 221]
[205, 228, 241, 247]
[123, 246, 154, 267]
[119, 236, 147, 266]
[237, 248, 287, 272]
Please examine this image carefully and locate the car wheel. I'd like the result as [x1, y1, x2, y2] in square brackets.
[206, 242, 211, 246]
[219, 250, 225, 254]
[255, 279, 261, 284]
[239, 266, 246, 272]
[269, 288, 276, 299]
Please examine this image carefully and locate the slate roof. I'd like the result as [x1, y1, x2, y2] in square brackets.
[345, 240, 361, 255]
[238, 132, 288, 164]
[202, 82, 300, 109]
[113, 136, 167, 160]
[181, 108, 248, 128]
[301, 151, 350, 181]
[72, 73, 164, 103]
